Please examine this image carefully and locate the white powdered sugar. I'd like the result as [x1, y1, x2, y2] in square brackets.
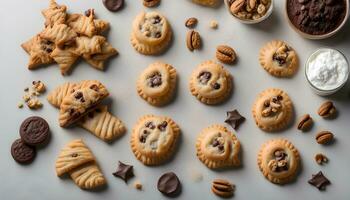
[306, 49, 349, 91]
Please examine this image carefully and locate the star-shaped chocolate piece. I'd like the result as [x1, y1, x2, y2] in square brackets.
[112, 161, 134, 183]
[308, 171, 331, 190]
[225, 109, 245, 130]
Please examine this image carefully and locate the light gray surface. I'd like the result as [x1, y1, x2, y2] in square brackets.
[1, 0, 350, 199]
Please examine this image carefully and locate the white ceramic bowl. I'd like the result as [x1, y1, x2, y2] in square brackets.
[224, 0, 274, 24]
[285, 0, 349, 40]
[305, 48, 349, 96]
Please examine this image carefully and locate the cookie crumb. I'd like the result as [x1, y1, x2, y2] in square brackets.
[210, 20, 218, 29]
[18, 103, 24, 109]
[27, 98, 43, 110]
[315, 153, 328, 165]
[32, 80, 46, 93]
[134, 181, 142, 190]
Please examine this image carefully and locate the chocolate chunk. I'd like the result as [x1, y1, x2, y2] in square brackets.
[102, 0, 124, 12]
[113, 161, 134, 183]
[213, 83, 221, 90]
[11, 139, 36, 164]
[85, 9, 95, 17]
[198, 71, 211, 84]
[274, 150, 286, 161]
[224, 109, 246, 130]
[157, 121, 168, 131]
[157, 172, 181, 197]
[308, 171, 331, 190]
[140, 130, 150, 143]
[145, 121, 156, 129]
[19, 116, 50, 146]
[148, 73, 162, 87]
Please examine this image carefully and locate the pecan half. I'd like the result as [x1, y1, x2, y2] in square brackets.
[315, 131, 334, 144]
[185, 17, 198, 28]
[297, 114, 313, 131]
[318, 101, 336, 118]
[315, 153, 328, 165]
[230, 0, 245, 14]
[216, 45, 236, 64]
[143, 0, 160, 7]
[186, 30, 201, 51]
[211, 179, 235, 198]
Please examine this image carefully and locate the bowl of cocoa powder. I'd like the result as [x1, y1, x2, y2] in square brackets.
[286, 0, 349, 39]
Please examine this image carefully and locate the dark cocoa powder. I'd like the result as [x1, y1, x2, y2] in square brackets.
[287, 0, 346, 35]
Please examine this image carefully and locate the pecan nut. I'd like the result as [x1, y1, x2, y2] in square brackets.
[186, 30, 201, 51]
[315, 131, 334, 144]
[318, 101, 336, 118]
[315, 153, 328, 165]
[230, 0, 245, 14]
[211, 179, 235, 198]
[143, 0, 160, 7]
[185, 17, 198, 28]
[216, 45, 236, 64]
[297, 114, 313, 131]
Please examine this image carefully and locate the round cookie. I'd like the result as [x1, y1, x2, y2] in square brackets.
[137, 62, 177, 106]
[259, 40, 299, 77]
[11, 139, 36, 164]
[196, 124, 240, 169]
[189, 60, 233, 105]
[252, 88, 293, 132]
[130, 11, 172, 55]
[192, 0, 219, 7]
[257, 139, 300, 184]
[130, 115, 180, 165]
[20, 116, 50, 146]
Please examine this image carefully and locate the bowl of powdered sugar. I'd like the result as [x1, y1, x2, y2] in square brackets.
[305, 48, 349, 96]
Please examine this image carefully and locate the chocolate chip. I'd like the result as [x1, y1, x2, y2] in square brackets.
[140, 130, 150, 143]
[145, 121, 155, 129]
[212, 139, 220, 147]
[213, 83, 221, 90]
[102, 0, 124, 12]
[88, 112, 94, 118]
[71, 153, 78, 157]
[74, 92, 83, 99]
[224, 109, 246, 130]
[154, 16, 161, 24]
[218, 144, 224, 151]
[148, 73, 162, 87]
[85, 9, 95, 17]
[89, 84, 99, 91]
[308, 171, 331, 190]
[198, 71, 211, 84]
[155, 32, 161, 38]
[157, 121, 168, 131]
[113, 161, 134, 183]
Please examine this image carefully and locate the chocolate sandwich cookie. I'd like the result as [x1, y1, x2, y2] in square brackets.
[20, 116, 50, 146]
[157, 172, 181, 197]
[103, 0, 124, 12]
[11, 139, 36, 164]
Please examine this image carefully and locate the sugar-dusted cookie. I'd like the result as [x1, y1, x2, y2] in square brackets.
[41, 0, 67, 27]
[69, 162, 106, 190]
[130, 115, 180, 165]
[257, 139, 300, 184]
[252, 88, 294, 132]
[130, 11, 172, 55]
[259, 40, 299, 77]
[79, 105, 126, 141]
[82, 40, 118, 70]
[59, 80, 109, 127]
[192, 0, 219, 7]
[51, 47, 79, 75]
[196, 124, 241, 169]
[189, 60, 233, 105]
[137, 62, 177, 106]
[55, 139, 95, 176]
[40, 23, 77, 47]
[21, 35, 55, 69]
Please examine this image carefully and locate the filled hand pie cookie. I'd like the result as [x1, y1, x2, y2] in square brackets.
[252, 88, 293, 132]
[196, 124, 241, 169]
[257, 139, 300, 184]
[130, 11, 172, 55]
[189, 60, 233, 105]
[259, 40, 299, 77]
[137, 62, 177, 106]
[130, 115, 180, 165]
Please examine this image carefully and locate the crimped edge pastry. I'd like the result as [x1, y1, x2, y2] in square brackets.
[252, 88, 293, 132]
[189, 60, 233, 105]
[130, 114, 180, 165]
[196, 124, 241, 169]
[136, 62, 177, 106]
[259, 40, 299, 77]
[257, 138, 300, 184]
